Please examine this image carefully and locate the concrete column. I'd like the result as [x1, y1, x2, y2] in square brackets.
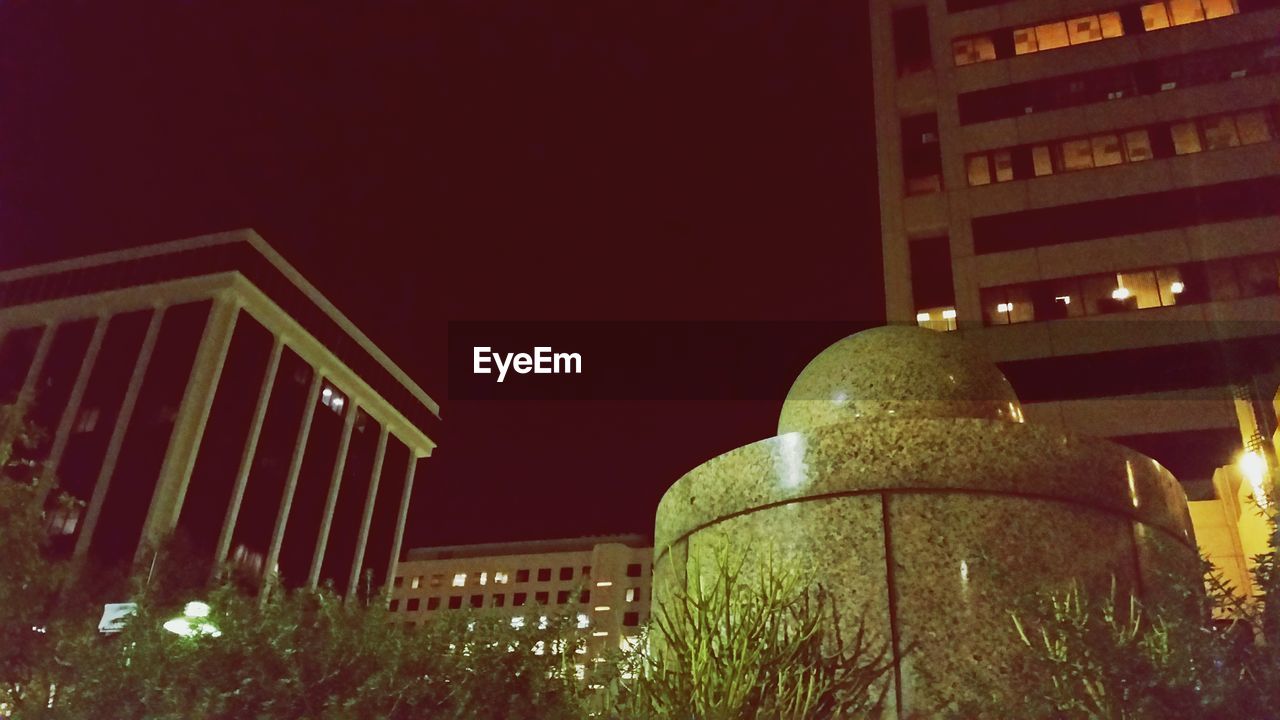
[346, 425, 389, 598]
[212, 335, 284, 579]
[307, 398, 358, 590]
[36, 315, 109, 506]
[384, 452, 419, 599]
[16, 322, 57, 410]
[72, 307, 165, 562]
[261, 370, 323, 597]
[136, 298, 238, 563]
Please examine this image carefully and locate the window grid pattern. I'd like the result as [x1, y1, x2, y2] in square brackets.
[953, 1, 1241, 67]
[966, 107, 1276, 186]
[980, 253, 1280, 326]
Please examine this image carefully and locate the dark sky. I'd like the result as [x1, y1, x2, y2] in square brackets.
[0, 1, 883, 548]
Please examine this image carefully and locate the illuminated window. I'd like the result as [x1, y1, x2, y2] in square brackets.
[1168, 0, 1207, 25]
[1170, 122, 1202, 155]
[967, 154, 992, 186]
[1201, 115, 1240, 150]
[1236, 111, 1274, 145]
[1116, 270, 1163, 309]
[1067, 15, 1104, 45]
[953, 35, 997, 66]
[511, 616, 525, 629]
[411, 576, 421, 589]
[1141, 2, 1172, 30]
[1156, 268, 1185, 305]
[1060, 138, 1094, 171]
[494, 571, 509, 584]
[1013, 27, 1037, 55]
[577, 613, 590, 629]
[916, 306, 958, 332]
[452, 573, 466, 587]
[477, 572, 488, 586]
[1202, 0, 1239, 19]
[993, 150, 1014, 182]
[1034, 21, 1070, 51]
[1031, 146, 1054, 177]
[1123, 130, 1153, 162]
[625, 587, 640, 603]
[1099, 12, 1124, 38]
[1091, 134, 1124, 167]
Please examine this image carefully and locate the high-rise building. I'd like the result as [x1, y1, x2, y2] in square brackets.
[391, 535, 651, 664]
[0, 229, 439, 597]
[871, 0, 1280, 497]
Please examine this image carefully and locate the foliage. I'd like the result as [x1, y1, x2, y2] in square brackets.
[607, 547, 893, 720]
[9, 581, 592, 720]
[953, 514, 1280, 720]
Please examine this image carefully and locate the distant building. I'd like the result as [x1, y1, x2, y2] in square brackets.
[392, 535, 651, 665]
[870, 0, 1280, 497]
[0, 229, 439, 596]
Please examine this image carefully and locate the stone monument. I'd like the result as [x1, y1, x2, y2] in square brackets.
[652, 326, 1201, 715]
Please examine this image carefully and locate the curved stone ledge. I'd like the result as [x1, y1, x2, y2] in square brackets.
[655, 417, 1194, 556]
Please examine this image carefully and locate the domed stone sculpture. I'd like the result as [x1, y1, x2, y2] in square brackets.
[653, 326, 1200, 716]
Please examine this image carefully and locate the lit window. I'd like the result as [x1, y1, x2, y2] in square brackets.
[494, 571, 509, 584]
[996, 302, 1014, 313]
[1032, 146, 1054, 177]
[452, 573, 466, 587]
[574, 664, 586, 680]
[916, 312, 931, 323]
[993, 150, 1014, 182]
[953, 35, 997, 66]
[1157, 267, 1185, 305]
[941, 308, 957, 319]
[596, 580, 613, 587]
[1091, 134, 1124, 167]
[532, 641, 545, 656]
[1034, 21, 1070, 52]
[1060, 138, 1094, 171]
[1141, 2, 1172, 30]
[966, 154, 992, 186]
[625, 587, 640, 603]
[478, 572, 488, 586]
[411, 576, 421, 590]
[1170, 122, 1203, 155]
[1123, 130, 1153, 162]
[1116, 270, 1163, 309]
[1066, 15, 1104, 45]
[538, 615, 550, 630]
[1201, 116, 1240, 150]
[577, 613, 590, 629]
[593, 630, 610, 637]
[1235, 111, 1274, 145]
[1202, 0, 1239, 19]
[1099, 12, 1124, 38]
[1168, 0, 1206, 25]
[595, 606, 612, 612]
[511, 616, 525, 629]
[620, 635, 642, 652]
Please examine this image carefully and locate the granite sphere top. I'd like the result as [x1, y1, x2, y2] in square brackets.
[777, 326, 1024, 434]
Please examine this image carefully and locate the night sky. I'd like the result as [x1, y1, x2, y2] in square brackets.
[0, 1, 883, 548]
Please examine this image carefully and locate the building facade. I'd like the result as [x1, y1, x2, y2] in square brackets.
[0, 229, 439, 597]
[871, 0, 1280, 497]
[391, 535, 651, 665]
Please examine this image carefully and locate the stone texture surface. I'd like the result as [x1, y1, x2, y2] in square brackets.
[655, 418, 1195, 560]
[887, 493, 1144, 715]
[651, 326, 1202, 719]
[777, 326, 1022, 434]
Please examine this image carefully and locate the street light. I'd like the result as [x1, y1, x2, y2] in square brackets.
[162, 601, 221, 638]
